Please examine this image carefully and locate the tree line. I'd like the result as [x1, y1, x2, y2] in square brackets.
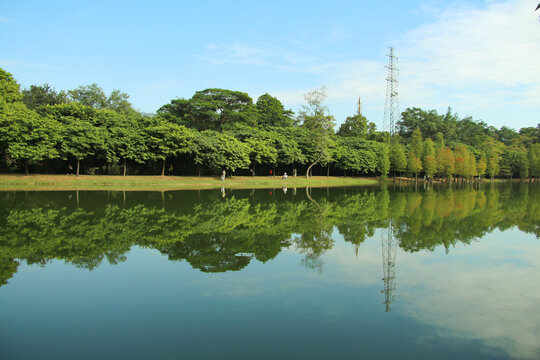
[1, 68, 539, 179]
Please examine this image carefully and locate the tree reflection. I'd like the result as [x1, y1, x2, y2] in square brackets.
[0, 184, 538, 286]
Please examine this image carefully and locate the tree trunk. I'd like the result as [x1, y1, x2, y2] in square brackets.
[76, 159, 80, 177]
[273, 165, 276, 177]
[327, 164, 330, 177]
[198, 167, 201, 177]
[24, 159, 29, 175]
[306, 153, 323, 179]
[161, 159, 166, 176]
[123, 158, 127, 176]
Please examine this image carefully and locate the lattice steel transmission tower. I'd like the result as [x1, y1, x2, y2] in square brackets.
[357, 96, 362, 116]
[383, 47, 399, 137]
[381, 223, 397, 312]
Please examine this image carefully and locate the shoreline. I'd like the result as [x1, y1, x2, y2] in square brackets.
[0, 174, 379, 191]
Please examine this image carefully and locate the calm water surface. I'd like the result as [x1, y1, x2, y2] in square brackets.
[0, 183, 539, 359]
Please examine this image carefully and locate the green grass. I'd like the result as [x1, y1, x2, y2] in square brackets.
[0, 174, 379, 191]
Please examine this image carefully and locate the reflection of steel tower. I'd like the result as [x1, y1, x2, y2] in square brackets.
[383, 47, 399, 136]
[381, 223, 397, 312]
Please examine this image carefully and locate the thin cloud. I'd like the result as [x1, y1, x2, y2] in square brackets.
[398, 0, 540, 109]
[0, 15, 15, 24]
[0, 59, 58, 70]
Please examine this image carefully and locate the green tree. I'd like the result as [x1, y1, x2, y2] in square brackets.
[191, 131, 250, 174]
[516, 151, 529, 180]
[255, 93, 295, 128]
[68, 83, 108, 108]
[410, 129, 424, 158]
[22, 83, 68, 109]
[337, 114, 368, 138]
[167, 88, 257, 131]
[437, 146, 455, 181]
[60, 116, 103, 176]
[335, 138, 378, 176]
[0, 103, 62, 174]
[68, 83, 137, 115]
[0, 68, 23, 105]
[109, 116, 149, 176]
[529, 144, 540, 180]
[298, 86, 335, 178]
[407, 150, 422, 181]
[40, 103, 104, 176]
[424, 155, 437, 180]
[377, 143, 391, 178]
[390, 139, 407, 178]
[477, 155, 487, 181]
[145, 119, 196, 176]
[244, 136, 278, 174]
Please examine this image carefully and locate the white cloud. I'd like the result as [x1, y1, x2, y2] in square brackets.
[194, 0, 540, 127]
[398, 0, 540, 111]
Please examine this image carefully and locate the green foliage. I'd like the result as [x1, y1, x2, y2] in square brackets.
[407, 150, 422, 176]
[255, 93, 295, 128]
[191, 131, 250, 173]
[337, 114, 369, 138]
[0, 103, 62, 173]
[145, 119, 196, 175]
[68, 83, 137, 115]
[423, 155, 437, 179]
[336, 137, 378, 175]
[298, 86, 335, 177]
[0, 68, 23, 105]
[22, 83, 68, 109]
[377, 143, 391, 177]
[390, 139, 407, 175]
[68, 83, 108, 108]
[0, 68, 536, 179]
[437, 147, 455, 179]
[161, 88, 257, 131]
[1, 184, 539, 283]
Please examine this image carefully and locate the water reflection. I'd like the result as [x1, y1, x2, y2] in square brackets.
[1, 184, 539, 359]
[0, 184, 538, 286]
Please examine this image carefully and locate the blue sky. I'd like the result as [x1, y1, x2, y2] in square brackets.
[1, 0, 539, 130]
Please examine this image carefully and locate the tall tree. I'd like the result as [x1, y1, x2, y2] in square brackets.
[377, 143, 391, 178]
[407, 150, 422, 182]
[390, 139, 407, 178]
[424, 155, 437, 181]
[180, 88, 258, 131]
[255, 93, 295, 128]
[437, 147, 455, 181]
[337, 114, 369, 138]
[298, 86, 335, 178]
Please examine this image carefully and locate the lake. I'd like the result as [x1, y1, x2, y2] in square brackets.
[0, 183, 539, 359]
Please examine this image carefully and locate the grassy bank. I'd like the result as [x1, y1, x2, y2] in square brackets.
[0, 174, 379, 191]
